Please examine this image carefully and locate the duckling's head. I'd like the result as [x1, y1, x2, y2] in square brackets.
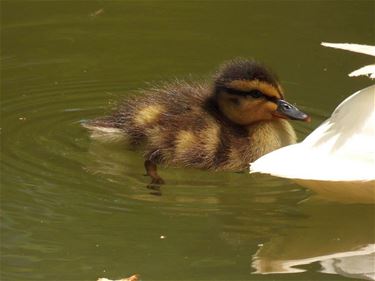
[213, 59, 310, 125]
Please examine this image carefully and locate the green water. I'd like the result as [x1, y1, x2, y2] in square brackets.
[1, 1, 374, 280]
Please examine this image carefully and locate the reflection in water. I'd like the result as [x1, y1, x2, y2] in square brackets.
[252, 203, 375, 280]
[84, 112, 375, 281]
[85, 138, 225, 202]
[295, 179, 375, 204]
[254, 244, 374, 280]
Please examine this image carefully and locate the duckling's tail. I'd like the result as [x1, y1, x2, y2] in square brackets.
[81, 118, 127, 143]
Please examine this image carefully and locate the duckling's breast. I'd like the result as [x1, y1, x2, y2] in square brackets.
[215, 119, 297, 171]
[247, 119, 297, 156]
[249, 119, 297, 150]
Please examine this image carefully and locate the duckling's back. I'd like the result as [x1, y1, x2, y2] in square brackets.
[84, 81, 296, 171]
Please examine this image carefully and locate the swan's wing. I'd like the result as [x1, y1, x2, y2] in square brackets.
[250, 85, 375, 182]
[321, 42, 375, 56]
[349, 65, 375, 79]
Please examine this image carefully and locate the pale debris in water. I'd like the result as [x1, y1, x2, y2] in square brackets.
[98, 274, 139, 281]
[90, 8, 104, 17]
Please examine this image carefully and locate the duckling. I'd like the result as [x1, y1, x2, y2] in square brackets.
[84, 58, 310, 184]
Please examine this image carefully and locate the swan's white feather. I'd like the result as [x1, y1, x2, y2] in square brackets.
[349, 65, 375, 79]
[250, 85, 375, 182]
[321, 42, 375, 56]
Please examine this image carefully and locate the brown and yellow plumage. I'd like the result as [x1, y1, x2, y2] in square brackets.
[84, 58, 309, 183]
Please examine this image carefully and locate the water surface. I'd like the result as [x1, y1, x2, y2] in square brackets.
[1, 1, 374, 280]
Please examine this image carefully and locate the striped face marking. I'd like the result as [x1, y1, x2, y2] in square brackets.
[224, 80, 284, 101]
[217, 79, 309, 124]
[216, 80, 286, 125]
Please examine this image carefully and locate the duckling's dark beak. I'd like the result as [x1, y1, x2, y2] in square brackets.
[274, 100, 310, 122]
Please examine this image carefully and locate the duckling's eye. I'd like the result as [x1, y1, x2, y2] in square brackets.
[248, 90, 263, 99]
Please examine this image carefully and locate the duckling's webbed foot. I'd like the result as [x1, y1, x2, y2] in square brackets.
[144, 159, 165, 185]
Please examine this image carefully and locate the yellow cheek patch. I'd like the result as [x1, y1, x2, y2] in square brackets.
[265, 101, 278, 112]
[134, 105, 164, 126]
[226, 80, 282, 99]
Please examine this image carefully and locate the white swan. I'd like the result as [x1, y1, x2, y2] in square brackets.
[250, 43, 375, 203]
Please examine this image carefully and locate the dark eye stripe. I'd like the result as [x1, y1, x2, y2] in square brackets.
[223, 87, 278, 103]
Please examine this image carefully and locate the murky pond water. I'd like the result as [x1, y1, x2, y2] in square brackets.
[1, 1, 374, 280]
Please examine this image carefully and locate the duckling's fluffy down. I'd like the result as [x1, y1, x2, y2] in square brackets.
[84, 80, 296, 171]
